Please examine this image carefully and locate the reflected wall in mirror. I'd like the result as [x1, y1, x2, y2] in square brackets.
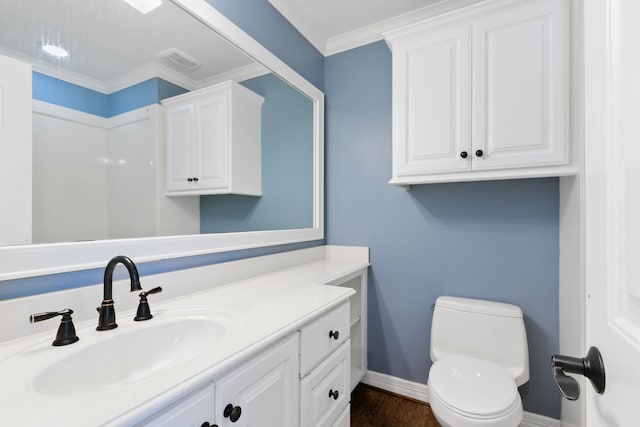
[0, 0, 314, 246]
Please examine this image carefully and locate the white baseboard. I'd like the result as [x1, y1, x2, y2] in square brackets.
[361, 371, 560, 427]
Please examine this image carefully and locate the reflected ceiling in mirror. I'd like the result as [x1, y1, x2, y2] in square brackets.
[0, 0, 314, 246]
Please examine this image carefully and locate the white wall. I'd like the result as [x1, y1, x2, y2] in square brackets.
[32, 111, 109, 243]
[32, 102, 199, 244]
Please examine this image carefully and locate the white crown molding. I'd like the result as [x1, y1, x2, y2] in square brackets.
[267, 0, 326, 54]
[361, 370, 561, 427]
[325, 0, 483, 56]
[105, 62, 198, 93]
[196, 62, 271, 88]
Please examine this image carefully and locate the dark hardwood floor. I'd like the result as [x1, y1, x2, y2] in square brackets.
[350, 384, 441, 427]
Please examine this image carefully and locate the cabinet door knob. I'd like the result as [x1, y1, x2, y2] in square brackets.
[475, 149, 484, 157]
[187, 177, 193, 182]
[193, 177, 199, 182]
[460, 151, 468, 159]
[224, 403, 242, 422]
[201, 423, 218, 427]
[329, 389, 339, 400]
[329, 330, 340, 340]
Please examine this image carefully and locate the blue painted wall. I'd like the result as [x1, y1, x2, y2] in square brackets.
[33, 72, 188, 117]
[2, 0, 323, 300]
[201, 73, 313, 233]
[324, 41, 561, 418]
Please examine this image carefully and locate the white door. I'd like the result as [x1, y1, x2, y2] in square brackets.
[584, 0, 640, 425]
[0, 54, 32, 245]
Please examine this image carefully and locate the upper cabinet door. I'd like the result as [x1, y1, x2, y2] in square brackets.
[196, 91, 230, 190]
[166, 103, 196, 191]
[471, 0, 568, 171]
[391, 24, 472, 179]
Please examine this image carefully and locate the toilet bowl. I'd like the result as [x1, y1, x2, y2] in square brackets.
[428, 297, 529, 427]
[428, 355, 523, 427]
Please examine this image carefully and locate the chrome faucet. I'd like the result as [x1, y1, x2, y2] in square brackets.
[97, 255, 142, 331]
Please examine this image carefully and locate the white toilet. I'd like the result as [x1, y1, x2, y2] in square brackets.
[428, 296, 529, 427]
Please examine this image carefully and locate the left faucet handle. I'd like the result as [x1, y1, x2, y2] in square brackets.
[30, 308, 80, 346]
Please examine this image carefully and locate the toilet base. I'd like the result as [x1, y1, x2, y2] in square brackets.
[429, 385, 523, 427]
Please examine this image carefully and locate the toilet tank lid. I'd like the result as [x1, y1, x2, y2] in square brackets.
[435, 296, 523, 318]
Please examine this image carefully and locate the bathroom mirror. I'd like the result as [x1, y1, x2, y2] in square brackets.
[0, 0, 324, 280]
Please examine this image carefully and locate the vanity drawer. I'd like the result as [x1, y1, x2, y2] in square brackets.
[299, 302, 350, 375]
[332, 404, 350, 427]
[300, 340, 351, 427]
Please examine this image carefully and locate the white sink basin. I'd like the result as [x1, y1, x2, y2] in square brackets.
[0, 307, 234, 398]
[33, 316, 226, 395]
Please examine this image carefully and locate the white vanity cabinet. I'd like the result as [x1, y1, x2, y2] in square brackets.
[162, 80, 264, 196]
[214, 333, 299, 427]
[385, 0, 573, 185]
[135, 383, 215, 427]
[136, 334, 298, 427]
[299, 302, 351, 427]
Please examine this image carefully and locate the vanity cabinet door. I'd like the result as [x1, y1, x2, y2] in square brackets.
[135, 383, 215, 427]
[214, 334, 299, 427]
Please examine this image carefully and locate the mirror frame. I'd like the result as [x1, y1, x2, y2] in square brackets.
[0, 0, 324, 281]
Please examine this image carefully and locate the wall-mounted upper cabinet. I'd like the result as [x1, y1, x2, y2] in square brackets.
[162, 80, 264, 196]
[385, 0, 574, 185]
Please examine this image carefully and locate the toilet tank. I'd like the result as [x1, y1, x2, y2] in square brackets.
[430, 296, 529, 386]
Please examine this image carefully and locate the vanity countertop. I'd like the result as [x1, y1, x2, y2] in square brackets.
[0, 245, 369, 426]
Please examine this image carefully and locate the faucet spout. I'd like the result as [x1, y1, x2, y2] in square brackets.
[97, 255, 142, 331]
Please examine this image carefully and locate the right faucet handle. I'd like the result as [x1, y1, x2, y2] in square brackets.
[134, 286, 163, 321]
[30, 308, 79, 346]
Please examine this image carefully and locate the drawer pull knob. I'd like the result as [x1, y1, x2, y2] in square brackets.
[201, 423, 218, 427]
[224, 403, 242, 422]
[329, 389, 340, 400]
[460, 151, 468, 159]
[329, 330, 340, 340]
[475, 149, 484, 157]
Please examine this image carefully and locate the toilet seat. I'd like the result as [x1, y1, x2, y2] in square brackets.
[428, 355, 523, 426]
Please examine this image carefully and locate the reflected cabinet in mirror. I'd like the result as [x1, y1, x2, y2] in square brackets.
[0, 0, 324, 279]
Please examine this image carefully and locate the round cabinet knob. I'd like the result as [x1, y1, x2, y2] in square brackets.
[224, 403, 242, 423]
[187, 177, 193, 182]
[193, 177, 199, 182]
[329, 330, 340, 340]
[329, 389, 340, 400]
[460, 151, 468, 159]
[201, 423, 218, 427]
[475, 149, 484, 157]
